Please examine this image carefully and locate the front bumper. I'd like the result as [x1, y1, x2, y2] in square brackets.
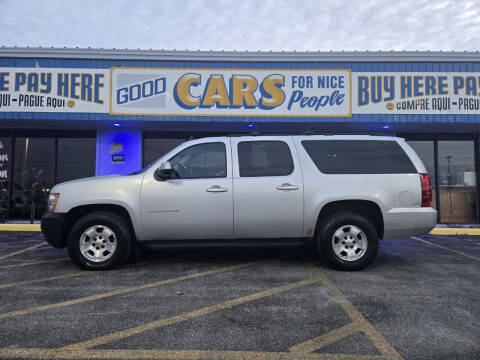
[41, 212, 67, 248]
[383, 207, 437, 239]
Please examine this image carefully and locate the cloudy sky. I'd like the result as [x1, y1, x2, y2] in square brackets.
[0, 0, 479, 51]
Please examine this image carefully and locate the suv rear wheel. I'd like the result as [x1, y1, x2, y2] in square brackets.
[316, 212, 379, 271]
[67, 211, 133, 270]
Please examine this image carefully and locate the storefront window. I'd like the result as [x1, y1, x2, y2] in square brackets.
[11, 138, 55, 220]
[56, 138, 96, 183]
[438, 141, 477, 223]
[143, 138, 185, 167]
[407, 141, 436, 209]
[0, 137, 11, 222]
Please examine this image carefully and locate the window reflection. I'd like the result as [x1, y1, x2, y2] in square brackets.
[11, 138, 55, 220]
[56, 138, 96, 183]
[438, 141, 477, 223]
[143, 138, 185, 167]
[169, 143, 227, 179]
[0, 137, 11, 222]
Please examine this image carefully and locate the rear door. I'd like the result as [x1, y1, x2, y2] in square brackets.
[231, 136, 304, 239]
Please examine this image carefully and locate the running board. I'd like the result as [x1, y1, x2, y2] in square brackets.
[138, 238, 309, 250]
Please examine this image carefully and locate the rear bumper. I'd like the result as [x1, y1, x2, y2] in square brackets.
[383, 207, 437, 239]
[41, 212, 67, 248]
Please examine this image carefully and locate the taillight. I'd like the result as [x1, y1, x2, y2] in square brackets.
[420, 173, 432, 207]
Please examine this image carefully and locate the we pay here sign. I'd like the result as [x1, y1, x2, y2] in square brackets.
[110, 68, 352, 117]
[0, 67, 109, 113]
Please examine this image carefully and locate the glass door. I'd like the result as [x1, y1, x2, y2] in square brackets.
[0, 137, 11, 222]
[11, 138, 55, 220]
[438, 141, 477, 223]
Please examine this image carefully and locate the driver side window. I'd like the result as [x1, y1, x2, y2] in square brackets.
[169, 142, 227, 179]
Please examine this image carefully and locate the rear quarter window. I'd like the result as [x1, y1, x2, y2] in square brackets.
[301, 140, 417, 174]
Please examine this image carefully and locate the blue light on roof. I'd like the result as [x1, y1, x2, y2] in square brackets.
[113, 123, 120, 127]
[382, 125, 390, 129]
[247, 124, 254, 128]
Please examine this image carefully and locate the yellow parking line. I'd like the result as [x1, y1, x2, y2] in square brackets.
[0, 243, 48, 261]
[302, 268, 404, 360]
[0, 252, 183, 271]
[0, 261, 257, 320]
[0, 263, 401, 360]
[289, 322, 361, 354]
[13, 239, 46, 243]
[0, 254, 196, 288]
[0, 348, 386, 360]
[0, 257, 70, 270]
[0, 224, 41, 231]
[318, 271, 404, 359]
[0, 272, 91, 290]
[411, 236, 479, 261]
[60, 276, 322, 351]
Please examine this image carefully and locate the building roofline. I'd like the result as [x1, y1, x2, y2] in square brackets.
[0, 47, 479, 62]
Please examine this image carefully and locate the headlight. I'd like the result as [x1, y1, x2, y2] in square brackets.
[47, 193, 60, 212]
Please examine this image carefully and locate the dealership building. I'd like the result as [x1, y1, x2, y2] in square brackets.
[0, 47, 479, 223]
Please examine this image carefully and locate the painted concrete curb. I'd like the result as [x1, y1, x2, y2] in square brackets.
[0, 224, 480, 236]
[0, 224, 41, 231]
[429, 228, 480, 236]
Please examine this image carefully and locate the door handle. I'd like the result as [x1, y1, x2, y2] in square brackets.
[276, 183, 299, 191]
[206, 185, 228, 192]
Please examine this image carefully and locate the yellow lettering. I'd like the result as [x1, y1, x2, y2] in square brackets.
[175, 73, 201, 108]
[232, 75, 258, 107]
[260, 74, 285, 108]
[201, 75, 230, 107]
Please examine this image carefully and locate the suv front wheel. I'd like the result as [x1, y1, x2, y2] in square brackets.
[316, 212, 379, 271]
[67, 211, 133, 270]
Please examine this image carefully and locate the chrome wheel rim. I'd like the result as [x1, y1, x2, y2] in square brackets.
[331, 225, 368, 262]
[79, 225, 117, 263]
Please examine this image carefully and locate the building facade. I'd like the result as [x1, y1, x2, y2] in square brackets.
[1, 48, 479, 223]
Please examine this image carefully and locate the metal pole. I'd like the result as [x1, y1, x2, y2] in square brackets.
[433, 140, 440, 223]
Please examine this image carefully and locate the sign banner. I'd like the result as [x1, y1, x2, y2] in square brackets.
[353, 72, 480, 114]
[1, 67, 480, 117]
[110, 68, 352, 117]
[0, 67, 109, 112]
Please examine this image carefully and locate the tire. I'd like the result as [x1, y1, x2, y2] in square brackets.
[316, 212, 379, 271]
[67, 211, 133, 270]
[126, 240, 145, 263]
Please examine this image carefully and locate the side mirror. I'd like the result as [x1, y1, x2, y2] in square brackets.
[159, 161, 172, 170]
[154, 162, 175, 181]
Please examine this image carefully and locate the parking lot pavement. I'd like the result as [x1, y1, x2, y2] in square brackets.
[0, 232, 478, 360]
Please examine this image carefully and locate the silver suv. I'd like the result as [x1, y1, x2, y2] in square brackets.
[41, 135, 437, 271]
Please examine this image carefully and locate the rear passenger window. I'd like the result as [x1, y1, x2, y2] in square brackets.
[302, 140, 417, 174]
[238, 141, 294, 177]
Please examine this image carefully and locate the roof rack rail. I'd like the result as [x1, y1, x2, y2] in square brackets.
[226, 131, 390, 137]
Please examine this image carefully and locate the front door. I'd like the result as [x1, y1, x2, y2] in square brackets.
[141, 139, 233, 240]
[231, 137, 304, 239]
